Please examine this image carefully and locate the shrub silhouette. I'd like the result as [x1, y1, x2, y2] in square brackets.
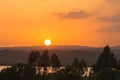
[96, 68, 119, 80]
[0, 63, 36, 80]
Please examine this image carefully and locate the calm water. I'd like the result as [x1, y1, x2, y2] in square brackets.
[0, 66, 11, 71]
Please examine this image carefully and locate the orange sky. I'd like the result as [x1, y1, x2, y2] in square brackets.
[0, 0, 120, 47]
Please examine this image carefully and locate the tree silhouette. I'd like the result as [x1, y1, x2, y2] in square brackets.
[117, 60, 120, 70]
[79, 59, 87, 74]
[40, 49, 50, 67]
[72, 58, 79, 68]
[72, 58, 87, 74]
[28, 50, 40, 65]
[51, 53, 61, 68]
[40, 49, 50, 74]
[94, 45, 117, 72]
[79, 59, 87, 68]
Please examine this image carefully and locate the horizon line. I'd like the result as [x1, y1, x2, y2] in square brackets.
[0, 44, 120, 48]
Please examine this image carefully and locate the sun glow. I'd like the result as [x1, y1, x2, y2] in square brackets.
[44, 39, 51, 46]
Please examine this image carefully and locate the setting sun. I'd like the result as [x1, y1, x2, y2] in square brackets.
[44, 39, 51, 46]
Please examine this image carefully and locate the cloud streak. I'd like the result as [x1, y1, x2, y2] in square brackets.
[54, 10, 90, 19]
[98, 15, 120, 22]
[97, 25, 120, 33]
[98, 13, 120, 22]
[105, 0, 120, 3]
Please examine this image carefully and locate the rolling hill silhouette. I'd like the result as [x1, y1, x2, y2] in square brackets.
[0, 45, 120, 66]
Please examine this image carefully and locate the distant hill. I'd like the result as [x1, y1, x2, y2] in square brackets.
[0, 45, 120, 66]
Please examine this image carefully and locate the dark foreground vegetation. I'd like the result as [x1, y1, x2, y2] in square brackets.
[0, 45, 120, 80]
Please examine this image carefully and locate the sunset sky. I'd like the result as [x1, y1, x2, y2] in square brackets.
[0, 0, 120, 47]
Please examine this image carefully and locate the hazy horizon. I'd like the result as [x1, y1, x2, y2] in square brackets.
[0, 44, 120, 48]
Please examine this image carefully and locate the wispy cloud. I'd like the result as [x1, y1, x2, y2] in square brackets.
[105, 0, 120, 3]
[54, 10, 90, 19]
[98, 13, 120, 22]
[104, 0, 120, 5]
[97, 25, 120, 33]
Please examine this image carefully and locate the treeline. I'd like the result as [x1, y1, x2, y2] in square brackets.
[28, 49, 61, 68]
[0, 45, 120, 80]
[0, 49, 87, 80]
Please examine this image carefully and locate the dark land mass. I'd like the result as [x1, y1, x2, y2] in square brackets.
[0, 45, 120, 66]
